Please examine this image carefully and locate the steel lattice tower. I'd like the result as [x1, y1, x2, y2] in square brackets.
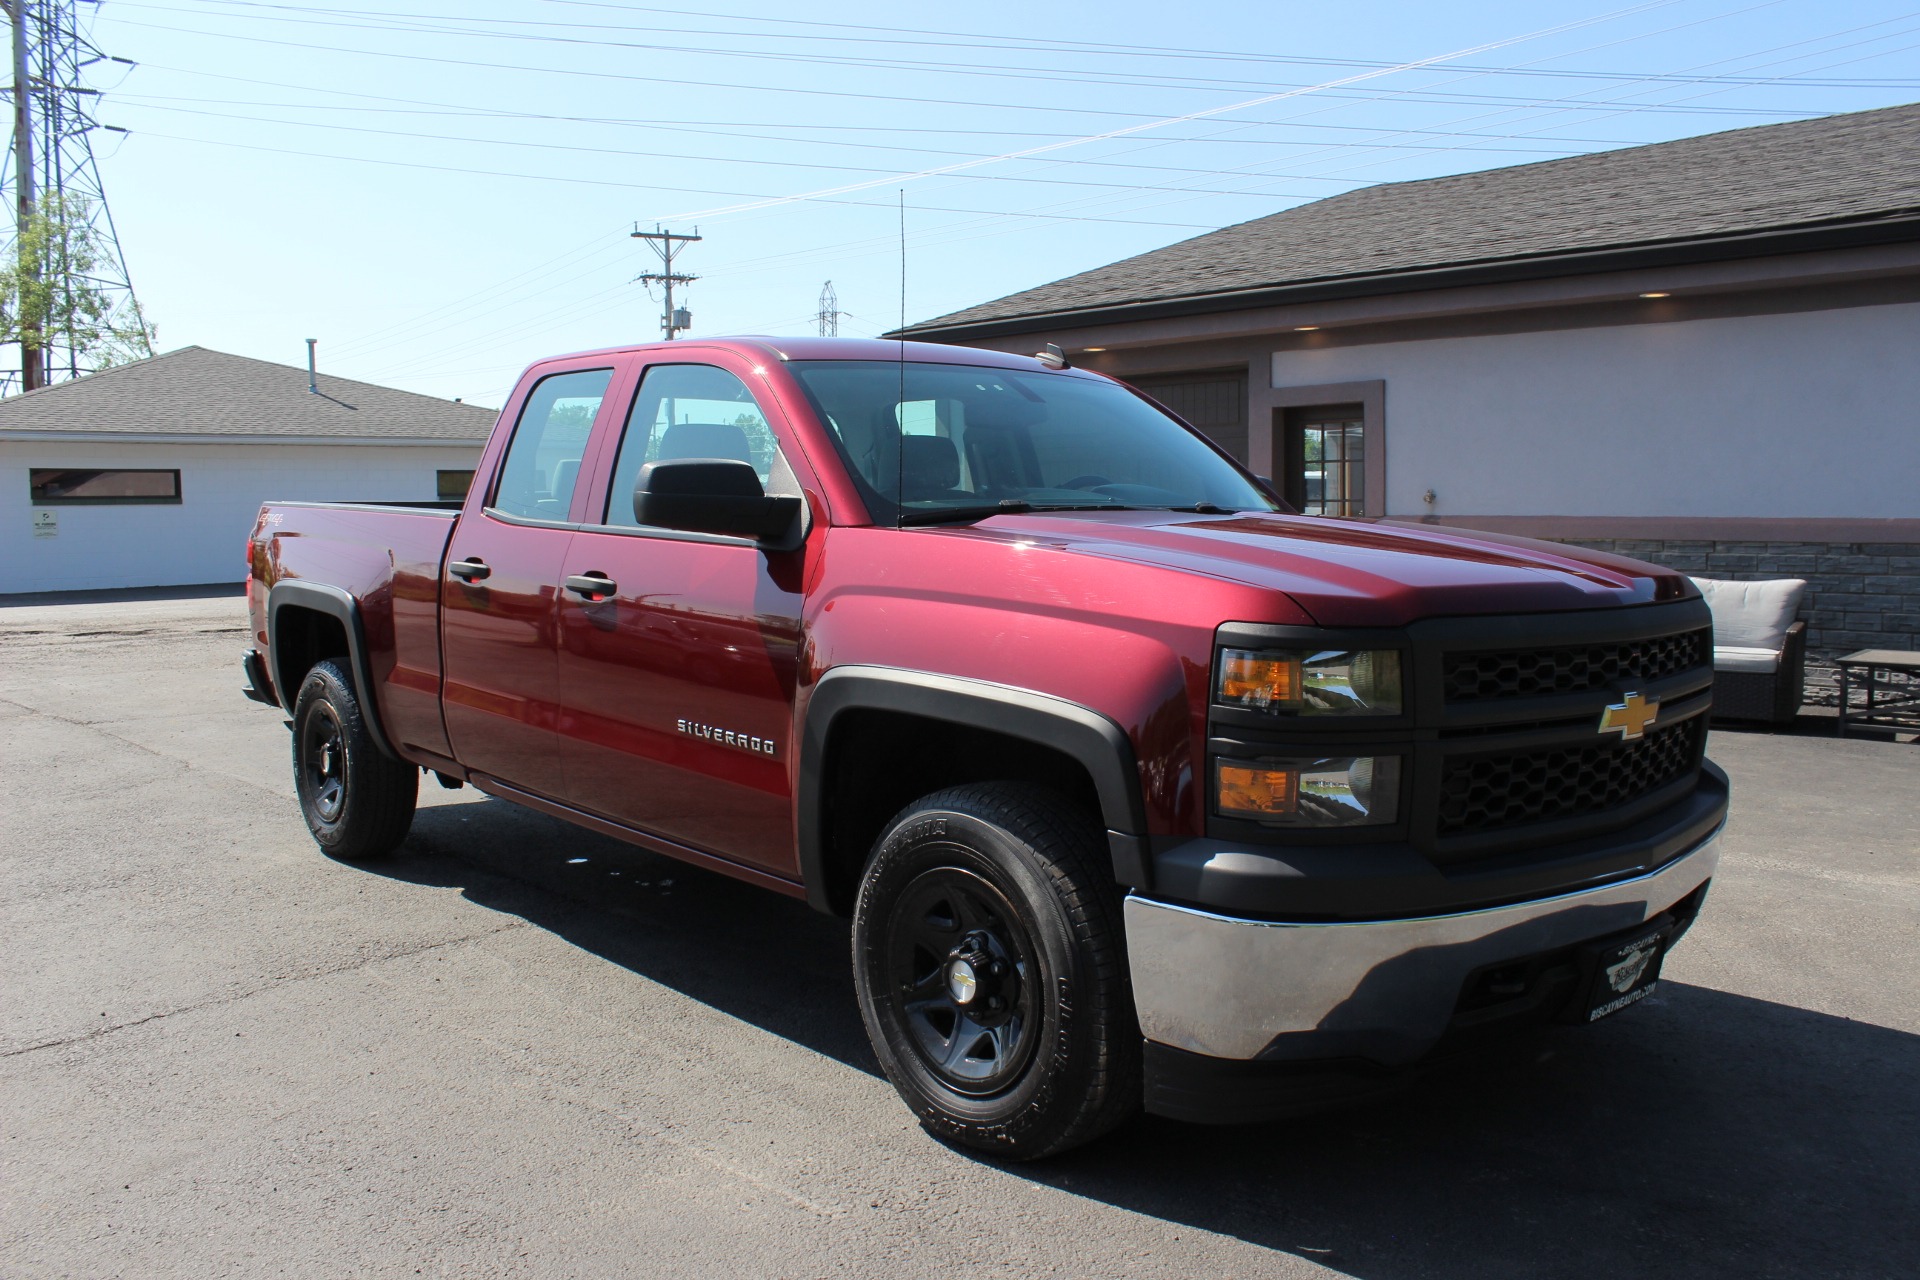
[816, 280, 841, 337]
[3, 0, 150, 393]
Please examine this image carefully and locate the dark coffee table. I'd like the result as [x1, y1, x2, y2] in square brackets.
[1835, 650, 1920, 736]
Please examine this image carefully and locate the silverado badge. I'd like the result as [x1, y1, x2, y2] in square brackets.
[1598, 691, 1659, 741]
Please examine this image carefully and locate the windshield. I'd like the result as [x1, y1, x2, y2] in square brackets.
[788, 360, 1279, 523]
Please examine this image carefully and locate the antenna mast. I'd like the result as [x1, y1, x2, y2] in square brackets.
[4, 0, 152, 392]
[631, 224, 700, 340]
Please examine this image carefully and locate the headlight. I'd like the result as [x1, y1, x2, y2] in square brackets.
[1217, 648, 1403, 716]
[1215, 756, 1402, 827]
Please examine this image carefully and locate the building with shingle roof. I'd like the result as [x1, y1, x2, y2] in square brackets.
[2, 346, 494, 594]
[901, 102, 1920, 657]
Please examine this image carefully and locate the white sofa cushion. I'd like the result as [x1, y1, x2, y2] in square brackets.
[1713, 645, 1784, 674]
[1690, 577, 1807, 652]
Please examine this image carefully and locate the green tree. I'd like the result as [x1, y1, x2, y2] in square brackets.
[1, 193, 154, 382]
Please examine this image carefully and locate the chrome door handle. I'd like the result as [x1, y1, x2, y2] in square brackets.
[565, 573, 617, 598]
[448, 558, 491, 582]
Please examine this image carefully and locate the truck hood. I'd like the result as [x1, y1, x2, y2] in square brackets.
[939, 510, 1691, 627]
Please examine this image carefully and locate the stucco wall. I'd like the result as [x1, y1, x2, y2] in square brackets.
[1269, 300, 1920, 520]
[1, 439, 483, 594]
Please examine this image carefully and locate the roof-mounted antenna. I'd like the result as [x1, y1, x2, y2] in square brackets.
[1035, 342, 1069, 370]
[897, 189, 906, 529]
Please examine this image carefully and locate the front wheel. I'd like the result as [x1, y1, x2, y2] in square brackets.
[852, 783, 1140, 1160]
[291, 658, 417, 860]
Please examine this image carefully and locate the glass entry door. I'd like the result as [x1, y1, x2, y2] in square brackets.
[1283, 406, 1365, 516]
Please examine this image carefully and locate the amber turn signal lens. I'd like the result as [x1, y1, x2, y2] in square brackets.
[1216, 762, 1299, 818]
[1218, 651, 1301, 709]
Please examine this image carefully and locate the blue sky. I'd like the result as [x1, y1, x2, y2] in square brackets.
[73, 0, 1920, 406]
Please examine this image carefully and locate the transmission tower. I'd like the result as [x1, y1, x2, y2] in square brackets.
[816, 280, 845, 338]
[632, 224, 699, 340]
[3, 0, 152, 393]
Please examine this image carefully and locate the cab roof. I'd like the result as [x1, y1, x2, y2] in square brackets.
[529, 335, 1064, 373]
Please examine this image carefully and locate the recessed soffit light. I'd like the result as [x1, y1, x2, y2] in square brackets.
[1639, 291, 1671, 299]
[1294, 325, 1320, 332]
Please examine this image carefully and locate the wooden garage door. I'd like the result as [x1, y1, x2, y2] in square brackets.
[1125, 371, 1249, 464]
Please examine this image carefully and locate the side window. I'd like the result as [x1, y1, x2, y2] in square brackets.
[491, 368, 613, 520]
[603, 363, 798, 527]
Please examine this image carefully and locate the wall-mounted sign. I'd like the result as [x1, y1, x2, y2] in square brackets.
[32, 509, 57, 538]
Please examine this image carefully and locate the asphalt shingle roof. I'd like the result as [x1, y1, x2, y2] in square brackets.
[0, 346, 497, 440]
[903, 101, 1920, 335]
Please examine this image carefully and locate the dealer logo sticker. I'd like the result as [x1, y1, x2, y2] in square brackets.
[1606, 941, 1658, 994]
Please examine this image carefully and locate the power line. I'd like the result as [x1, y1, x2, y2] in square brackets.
[119, 128, 1235, 227]
[638, 1, 1699, 223]
[119, 60, 1705, 150]
[113, 99, 1442, 197]
[521, 0, 1920, 86]
[103, 13, 1852, 123]
[130, 0, 1920, 90]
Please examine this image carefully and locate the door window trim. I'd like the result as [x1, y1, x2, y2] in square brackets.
[485, 504, 759, 548]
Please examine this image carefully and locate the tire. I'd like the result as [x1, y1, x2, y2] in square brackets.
[852, 783, 1141, 1160]
[291, 658, 417, 861]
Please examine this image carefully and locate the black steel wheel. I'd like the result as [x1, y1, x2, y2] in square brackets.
[885, 866, 1041, 1096]
[301, 700, 349, 825]
[852, 783, 1141, 1160]
[291, 658, 417, 861]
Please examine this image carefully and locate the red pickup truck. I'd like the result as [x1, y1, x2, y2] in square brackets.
[244, 336, 1726, 1159]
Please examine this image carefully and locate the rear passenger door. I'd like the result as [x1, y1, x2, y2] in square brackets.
[554, 358, 808, 877]
[441, 363, 622, 800]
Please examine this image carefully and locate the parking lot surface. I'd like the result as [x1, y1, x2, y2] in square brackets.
[2, 593, 1916, 1279]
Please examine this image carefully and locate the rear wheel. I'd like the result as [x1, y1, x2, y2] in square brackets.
[292, 658, 417, 860]
[852, 783, 1140, 1160]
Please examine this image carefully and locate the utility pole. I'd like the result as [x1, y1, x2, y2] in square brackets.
[816, 280, 845, 338]
[631, 224, 699, 340]
[10, 0, 39, 390]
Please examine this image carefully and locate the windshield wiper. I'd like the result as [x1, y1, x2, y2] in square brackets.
[900, 500, 1152, 527]
[899, 500, 1031, 526]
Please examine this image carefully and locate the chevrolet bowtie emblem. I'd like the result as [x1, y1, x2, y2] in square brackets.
[1599, 692, 1660, 741]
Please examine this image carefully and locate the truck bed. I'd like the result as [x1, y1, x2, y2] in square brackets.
[249, 500, 462, 763]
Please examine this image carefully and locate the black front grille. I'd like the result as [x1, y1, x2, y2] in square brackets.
[1436, 716, 1704, 836]
[1443, 629, 1709, 704]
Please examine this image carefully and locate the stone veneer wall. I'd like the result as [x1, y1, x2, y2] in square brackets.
[1552, 540, 1920, 657]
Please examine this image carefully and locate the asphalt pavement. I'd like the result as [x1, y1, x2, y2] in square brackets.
[2, 593, 1915, 1279]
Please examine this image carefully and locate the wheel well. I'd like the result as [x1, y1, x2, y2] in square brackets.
[817, 708, 1103, 916]
[272, 606, 351, 706]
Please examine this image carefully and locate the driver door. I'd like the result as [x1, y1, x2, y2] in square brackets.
[554, 358, 809, 876]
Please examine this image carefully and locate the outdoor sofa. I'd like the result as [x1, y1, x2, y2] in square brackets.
[1690, 576, 1809, 725]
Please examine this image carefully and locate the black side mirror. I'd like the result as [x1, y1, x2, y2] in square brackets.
[634, 458, 803, 546]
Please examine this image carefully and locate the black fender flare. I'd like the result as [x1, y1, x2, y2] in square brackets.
[796, 665, 1152, 913]
[266, 580, 401, 761]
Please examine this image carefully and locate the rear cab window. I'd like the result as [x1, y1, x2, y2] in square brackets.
[490, 368, 615, 521]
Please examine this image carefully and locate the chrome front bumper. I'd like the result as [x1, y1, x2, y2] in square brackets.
[1124, 830, 1721, 1064]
